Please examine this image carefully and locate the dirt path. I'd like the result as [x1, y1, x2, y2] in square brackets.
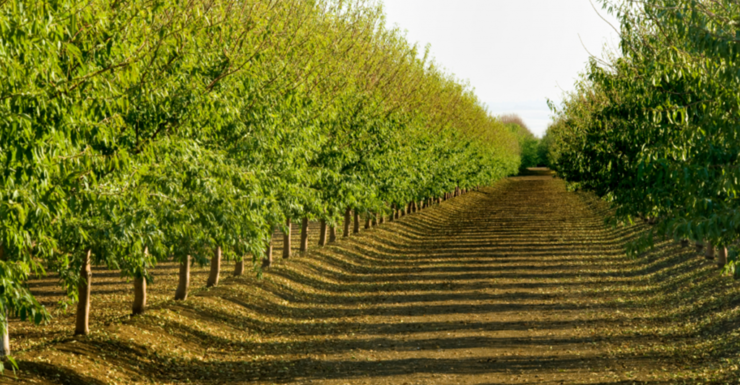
[14, 170, 736, 384]
[276, 170, 633, 384]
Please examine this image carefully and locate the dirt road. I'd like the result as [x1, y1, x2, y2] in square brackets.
[13, 170, 733, 384]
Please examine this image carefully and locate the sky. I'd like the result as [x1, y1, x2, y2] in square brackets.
[381, 0, 620, 137]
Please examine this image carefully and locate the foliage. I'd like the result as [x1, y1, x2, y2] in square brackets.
[500, 114, 541, 170]
[548, 0, 740, 258]
[0, 0, 525, 360]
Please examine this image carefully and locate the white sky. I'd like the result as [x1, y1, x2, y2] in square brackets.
[381, 0, 620, 137]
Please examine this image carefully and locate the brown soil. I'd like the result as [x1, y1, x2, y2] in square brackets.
[4, 170, 740, 384]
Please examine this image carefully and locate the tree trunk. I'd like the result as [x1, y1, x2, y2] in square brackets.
[717, 247, 728, 269]
[75, 249, 93, 335]
[132, 276, 147, 315]
[175, 255, 191, 300]
[695, 242, 704, 253]
[283, 218, 292, 259]
[300, 218, 309, 252]
[0, 246, 6, 357]
[343, 208, 351, 238]
[379, 214, 385, 224]
[233, 259, 244, 276]
[319, 220, 327, 246]
[365, 216, 371, 229]
[207, 246, 221, 287]
[262, 240, 273, 268]
[705, 243, 715, 260]
[0, 311, 9, 357]
[680, 239, 689, 248]
[353, 210, 360, 234]
[329, 226, 337, 242]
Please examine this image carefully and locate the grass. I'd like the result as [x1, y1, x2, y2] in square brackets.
[5, 169, 740, 384]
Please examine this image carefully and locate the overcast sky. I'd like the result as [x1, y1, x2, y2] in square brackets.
[381, 0, 620, 137]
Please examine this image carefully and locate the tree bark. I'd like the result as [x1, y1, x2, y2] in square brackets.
[379, 214, 385, 224]
[695, 242, 704, 253]
[262, 240, 273, 268]
[343, 208, 351, 238]
[353, 210, 360, 234]
[717, 247, 728, 269]
[233, 259, 244, 276]
[283, 218, 292, 259]
[175, 255, 191, 300]
[0, 311, 9, 357]
[207, 246, 221, 287]
[329, 226, 337, 242]
[319, 220, 327, 246]
[365, 216, 371, 230]
[132, 276, 147, 315]
[0, 245, 6, 357]
[300, 218, 309, 252]
[705, 243, 715, 260]
[75, 249, 93, 335]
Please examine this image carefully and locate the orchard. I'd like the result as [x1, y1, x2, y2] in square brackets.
[3, 0, 740, 384]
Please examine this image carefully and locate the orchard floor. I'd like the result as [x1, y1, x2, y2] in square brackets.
[5, 169, 740, 384]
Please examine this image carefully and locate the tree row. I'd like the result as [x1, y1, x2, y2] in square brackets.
[545, 0, 740, 274]
[0, 0, 525, 364]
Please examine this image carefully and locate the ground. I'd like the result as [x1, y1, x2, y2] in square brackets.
[4, 169, 740, 384]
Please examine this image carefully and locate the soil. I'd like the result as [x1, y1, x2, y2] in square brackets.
[4, 169, 740, 384]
